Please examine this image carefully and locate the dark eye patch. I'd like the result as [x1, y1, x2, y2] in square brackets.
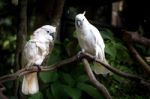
[46, 30, 50, 33]
[76, 20, 82, 27]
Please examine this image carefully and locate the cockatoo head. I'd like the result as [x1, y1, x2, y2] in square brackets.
[75, 11, 88, 28]
[32, 25, 56, 42]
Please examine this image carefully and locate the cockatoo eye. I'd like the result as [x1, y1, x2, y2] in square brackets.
[46, 30, 50, 33]
[41, 27, 50, 34]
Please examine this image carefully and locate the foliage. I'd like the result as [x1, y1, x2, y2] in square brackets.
[0, 0, 16, 76]
[21, 29, 149, 99]
[1, 19, 150, 99]
[0, 0, 150, 99]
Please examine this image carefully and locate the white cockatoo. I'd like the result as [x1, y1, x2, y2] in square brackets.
[75, 12, 110, 74]
[21, 25, 56, 95]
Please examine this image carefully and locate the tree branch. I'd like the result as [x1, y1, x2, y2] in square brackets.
[82, 58, 112, 99]
[83, 53, 150, 88]
[123, 30, 150, 75]
[0, 90, 8, 99]
[0, 55, 77, 83]
[123, 30, 150, 47]
[0, 52, 150, 97]
[0, 83, 8, 99]
[127, 44, 150, 75]
[1, 53, 150, 85]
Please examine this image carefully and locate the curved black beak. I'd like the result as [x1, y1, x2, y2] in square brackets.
[50, 33, 55, 39]
[76, 20, 82, 28]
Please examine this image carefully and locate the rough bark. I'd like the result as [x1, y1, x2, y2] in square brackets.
[15, 0, 27, 97]
[35, 0, 65, 65]
[123, 31, 150, 47]
[16, 0, 27, 72]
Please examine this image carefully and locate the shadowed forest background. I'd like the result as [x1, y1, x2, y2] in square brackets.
[0, 0, 150, 99]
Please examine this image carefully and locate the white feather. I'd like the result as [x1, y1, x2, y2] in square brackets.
[21, 25, 56, 95]
[75, 12, 110, 74]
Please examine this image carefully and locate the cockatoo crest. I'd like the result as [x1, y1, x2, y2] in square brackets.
[83, 11, 86, 15]
[31, 25, 56, 43]
[75, 11, 89, 28]
[75, 12, 110, 75]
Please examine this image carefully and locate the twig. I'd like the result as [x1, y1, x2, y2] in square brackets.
[0, 83, 6, 92]
[127, 44, 150, 75]
[0, 53, 150, 85]
[83, 53, 150, 88]
[123, 30, 150, 74]
[123, 30, 150, 47]
[0, 82, 8, 99]
[82, 58, 112, 99]
[0, 55, 78, 83]
[0, 52, 150, 96]
[0, 90, 8, 99]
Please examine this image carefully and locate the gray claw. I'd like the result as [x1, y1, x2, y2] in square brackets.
[77, 51, 83, 59]
[33, 64, 41, 71]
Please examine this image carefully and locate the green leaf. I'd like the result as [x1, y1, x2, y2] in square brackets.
[51, 82, 65, 99]
[100, 30, 113, 40]
[8, 96, 17, 99]
[113, 42, 131, 63]
[62, 85, 81, 99]
[48, 43, 62, 64]
[113, 74, 125, 83]
[3, 40, 9, 49]
[46, 89, 55, 99]
[39, 71, 58, 83]
[65, 38, 79, 56]
[76, 75, 88, 83]
[73, 31, 77, 38]
[28, 92, 43, 99]
[77, 83, 103, 99]
[62, 72, 75, 86]
[105, 42, 116, 59]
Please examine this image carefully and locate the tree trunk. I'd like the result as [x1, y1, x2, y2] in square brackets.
[15, 0, 27, 97]
[35, 0, 65, 65]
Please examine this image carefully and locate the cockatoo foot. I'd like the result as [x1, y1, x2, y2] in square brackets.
[33, 64, 41, 71]
[93, 56, 97, 61]
[77, 51, 84, 59]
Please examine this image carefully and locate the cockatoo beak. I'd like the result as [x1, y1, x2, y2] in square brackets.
[50, 33, 55, 40]
[76, 20, 82, 28]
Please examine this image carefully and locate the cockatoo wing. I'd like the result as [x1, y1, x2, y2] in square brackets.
[89, 24, 110, 74]
[21, 25, 56, 95]
[21, 41, 39, 95]
[42, 41, 54, 66]
[89, 24, 105, 59]
[21, 41, 37, 68]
